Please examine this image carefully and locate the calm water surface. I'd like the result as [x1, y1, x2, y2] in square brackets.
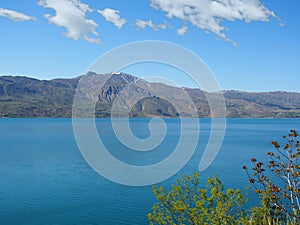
[0, 118, 299, 224]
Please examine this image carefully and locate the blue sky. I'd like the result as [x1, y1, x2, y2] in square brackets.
[0, 0, 299, 92]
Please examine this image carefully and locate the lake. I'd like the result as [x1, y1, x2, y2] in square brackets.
[0, 118, 299, 224]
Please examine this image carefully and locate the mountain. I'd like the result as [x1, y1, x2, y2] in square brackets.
[1, 72, 300, 118]
[0, 75, 79, 117]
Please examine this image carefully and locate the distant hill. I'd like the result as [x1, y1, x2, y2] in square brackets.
[1, 72, 300, 118]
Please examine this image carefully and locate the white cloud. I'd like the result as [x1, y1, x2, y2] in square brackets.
[135, 19, 172, 31]
[38, 0, 100, 44]
[150, 0, 279, 44]
[177, 25, 188, 35]
[0, 8, 36, 22]
[98, 8, 127, 29]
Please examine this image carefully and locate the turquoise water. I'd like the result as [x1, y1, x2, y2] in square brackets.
[0, 118, 299, 224]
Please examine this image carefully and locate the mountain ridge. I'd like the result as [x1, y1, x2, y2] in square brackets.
[1, 72, 300, 118]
